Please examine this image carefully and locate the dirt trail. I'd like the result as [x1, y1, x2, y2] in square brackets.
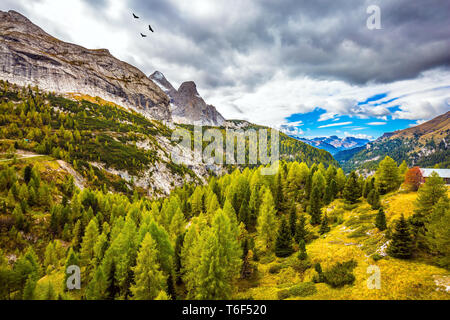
[0, 150, 44, 162]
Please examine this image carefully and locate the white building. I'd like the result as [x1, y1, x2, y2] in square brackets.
[419, 168, 450, 185]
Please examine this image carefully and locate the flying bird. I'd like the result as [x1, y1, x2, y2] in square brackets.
[140, 33, 147, 37]
[149, 24, 154, 32]
[132, 13, 139, 19]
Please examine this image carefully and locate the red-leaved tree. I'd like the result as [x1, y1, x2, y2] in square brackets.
[404, 166, 423, 191]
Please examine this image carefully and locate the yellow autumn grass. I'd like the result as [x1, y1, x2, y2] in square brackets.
[304, 224, 449, 299]
[383, 187, 450, 224]
[67, 92, 127, 111]
[35, 271, 65, 299]
[382, 191, 418, 223]
[234, 195, 450, 300]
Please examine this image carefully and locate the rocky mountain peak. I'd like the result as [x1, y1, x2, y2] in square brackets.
[1, 10, 39, 29]
[150, 70, 168, 84]
[149, 71, 176, 95]
[151, 71, 165, 81]
[178, 81, 199, 97]
[148, 72, 225, 126]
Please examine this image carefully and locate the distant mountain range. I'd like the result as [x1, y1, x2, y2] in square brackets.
[339, 111, 450, 172]
[290, 135, 370, 155]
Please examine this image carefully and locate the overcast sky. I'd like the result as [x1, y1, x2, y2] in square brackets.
[1, 0, 449, 139]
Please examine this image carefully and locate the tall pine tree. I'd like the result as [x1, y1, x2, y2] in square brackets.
[295, 214, 307, 244]
[343, 171, 361, 204]
[375, 208, 387, 231]
[80, 218, 99, 268]
[275, 217, 293, 257]
[257, 188, 277, 249]
[308, 186, 322, 225]
[375, 156, 401, 194]
[195, 209, 242, 299]
[387, 215, 414, 259]
[297, 239, 307, 260]
[130, 233, 166, 300]
[319, 214, 330, 235]
[85, 267, 107, 300]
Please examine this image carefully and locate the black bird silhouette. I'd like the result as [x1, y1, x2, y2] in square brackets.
[149, 24, 154, 32]
[132, 13, 139, 19]
[140, 33, 147, 37]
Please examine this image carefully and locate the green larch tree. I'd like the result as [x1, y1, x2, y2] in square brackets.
[85, 267, 107, 300]
[288, 201, 297, 237]
[410, 171, 448, 249]
[425, 198, 450, 269]
[195, 209, 242, 299]
[247, 185, 260, 231]
[22, 274, 37, 300]
[275, 217, 293, 257]
[257, 188, 277, 249]
[80, 218, 99, 267]
[324, 179, 338, 205]
[415, 171, 447, 215]
[368, 189, 380, 210]
[375, 156, 401, 194]
[335, 168, 347, 195]
[130, 233, 166, 300]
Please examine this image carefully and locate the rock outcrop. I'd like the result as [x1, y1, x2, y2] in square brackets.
[0, 10, 171, 121]
[150, 71, 225, 126]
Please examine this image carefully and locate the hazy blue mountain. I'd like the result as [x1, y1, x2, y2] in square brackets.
[289, 135, 369, 155]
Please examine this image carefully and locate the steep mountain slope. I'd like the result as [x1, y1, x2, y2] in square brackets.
[0, 10, 171, 121]
[0, 11, 338, 197]
[150, 71, 225, 126]
[341, 111, 450, 172]
[0, 82, 338, 197]
[0, 82, 223, 196]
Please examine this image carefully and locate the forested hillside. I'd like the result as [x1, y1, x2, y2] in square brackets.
[0, 81, 337, 197]
[0, 149, 448, 299]
[0, 81, 203, 197]
[340, 112, 450, 172]
[180, 120, 338, 168]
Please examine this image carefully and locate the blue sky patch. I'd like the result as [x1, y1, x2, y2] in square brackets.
[357, 92, 388, 105]
[285, 107, 417, 140]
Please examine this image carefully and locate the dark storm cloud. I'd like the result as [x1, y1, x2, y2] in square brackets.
[73, 0, 450, 88]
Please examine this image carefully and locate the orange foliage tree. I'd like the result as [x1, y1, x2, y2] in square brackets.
[404, 167, 423, 191]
